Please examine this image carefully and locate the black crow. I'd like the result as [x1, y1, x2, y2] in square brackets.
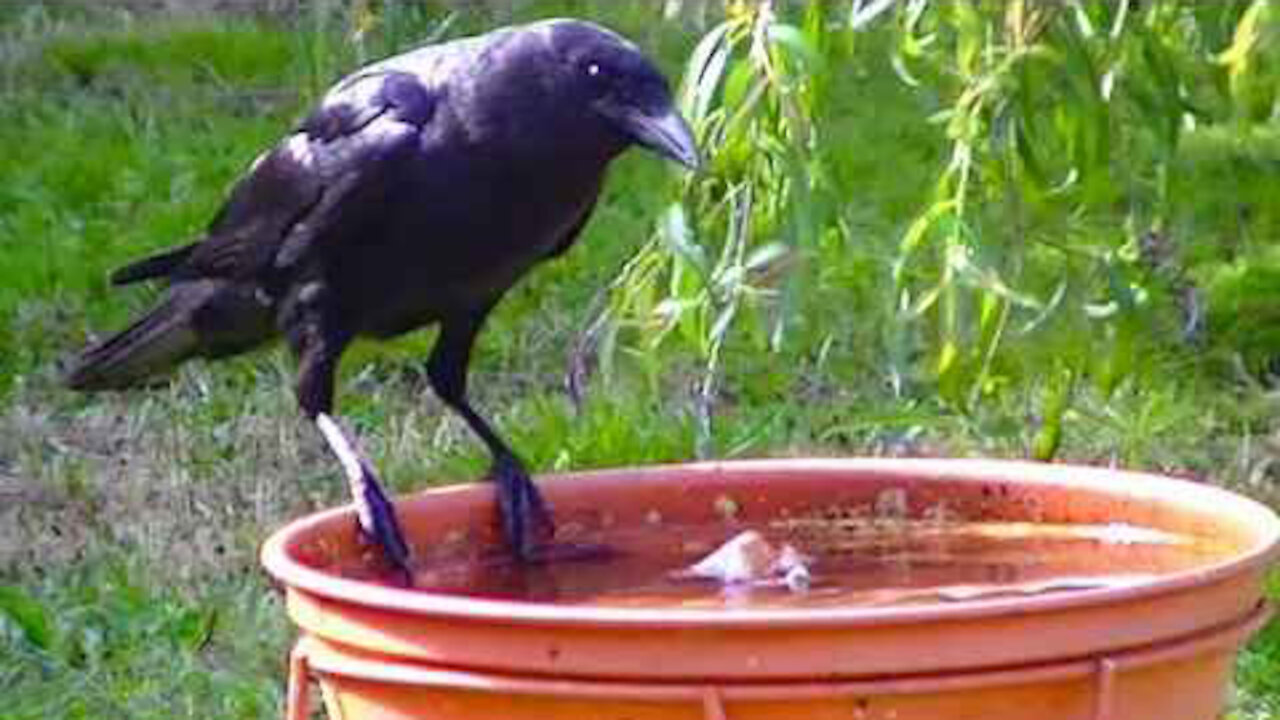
[64, 18, 699, 582]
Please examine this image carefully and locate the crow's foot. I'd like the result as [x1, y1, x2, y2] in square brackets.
[351, 458, 413, 587]
[316, 413, 413, 586]
[490, 452, 553, 562]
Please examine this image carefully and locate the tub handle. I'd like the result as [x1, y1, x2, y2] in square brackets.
[1092, 656, 1116, 720]
[287, 641, 312, 720]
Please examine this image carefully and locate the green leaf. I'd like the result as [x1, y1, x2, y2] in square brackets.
[682, 20, 735, 123]
[895, 199, 957, 283]
[0, 585, 53, 650]
[659, 203, 708, 277]
[722, 60, 756, 110]
[710, 300, 739, 344]
[744, 242, 790, 273]
[850, 0, 898, 31]
[1031, 365, 1075, 461]
[1018, 279, 1068, 335]
[767, 23, 824, 73]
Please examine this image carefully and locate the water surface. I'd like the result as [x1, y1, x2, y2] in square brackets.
[336, 518, 1233, 609]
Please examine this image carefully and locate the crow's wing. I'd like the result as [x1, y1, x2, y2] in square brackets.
[140, 70, 439, 285]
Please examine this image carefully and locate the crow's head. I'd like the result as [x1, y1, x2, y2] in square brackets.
[540, 19, 700, 170]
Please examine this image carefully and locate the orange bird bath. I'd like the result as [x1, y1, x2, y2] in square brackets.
[261, 458, 1279, 720]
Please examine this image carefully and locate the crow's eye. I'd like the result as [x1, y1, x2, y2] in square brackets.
[578, 58, 613, 97]
[581, 59, 613, 82]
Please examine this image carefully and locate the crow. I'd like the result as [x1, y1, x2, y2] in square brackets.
[64, 18, 700, 582]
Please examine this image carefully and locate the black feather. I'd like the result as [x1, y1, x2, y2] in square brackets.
[109, 243, 196, 285]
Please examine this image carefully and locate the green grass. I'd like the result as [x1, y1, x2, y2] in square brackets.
[1, 2, 1279, 718]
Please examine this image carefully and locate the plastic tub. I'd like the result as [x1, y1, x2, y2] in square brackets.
[262, 458, 1279, 720]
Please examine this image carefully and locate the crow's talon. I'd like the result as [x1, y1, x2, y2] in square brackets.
[491, 453, 553, 562]
[352, 461, 414, 586]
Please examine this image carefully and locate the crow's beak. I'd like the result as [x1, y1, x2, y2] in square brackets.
[605, 103, 701, 171]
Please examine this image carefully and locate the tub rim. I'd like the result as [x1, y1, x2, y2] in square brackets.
[260, 457, 1280, 630]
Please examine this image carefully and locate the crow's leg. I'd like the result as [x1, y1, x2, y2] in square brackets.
[429, 311, 552, 561]
[313, 412, 412, 582]
[293, 318, 412, 585]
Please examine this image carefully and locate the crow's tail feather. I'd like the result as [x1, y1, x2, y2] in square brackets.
[109, 243, 196, 286]
[64, 284, 215, 391]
